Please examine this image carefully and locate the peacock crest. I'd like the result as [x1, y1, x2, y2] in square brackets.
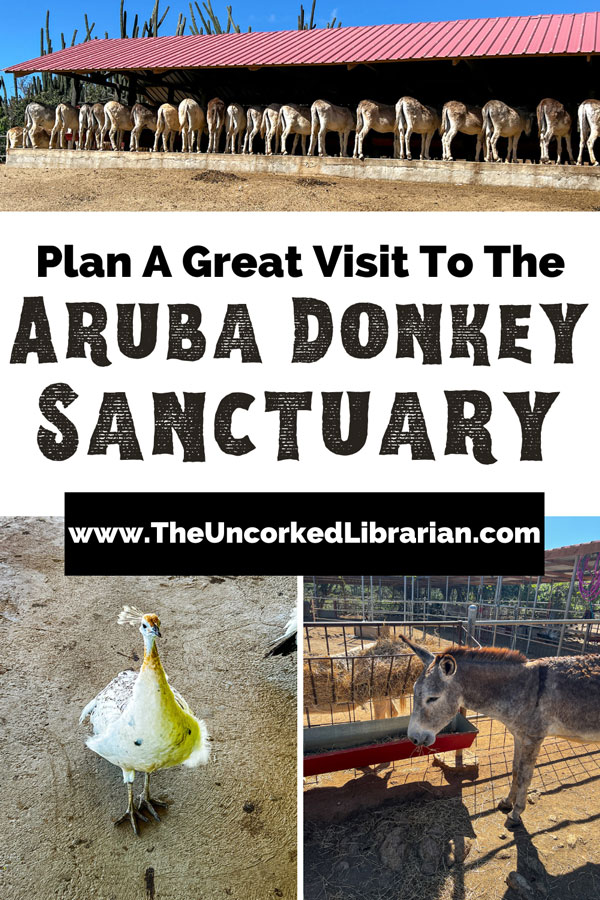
[117, 605, 145, 626]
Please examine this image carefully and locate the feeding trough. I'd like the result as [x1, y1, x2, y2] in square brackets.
[304, 712, 478, 776]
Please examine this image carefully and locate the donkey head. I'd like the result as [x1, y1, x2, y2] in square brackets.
[401, 636, 463, 747]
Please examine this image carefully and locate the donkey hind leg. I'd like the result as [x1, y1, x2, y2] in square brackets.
[404, 124, 414, 160]
[555, 135, 563, 165]
[588, 126, 600, 165]
[490, 127, 502, 162]
[444, 124, 459, 160]
[565, 132, 574, 164]
[318, 125, 327, 157]
[504, 736, 543, 828]
[424, 131, 434, 160]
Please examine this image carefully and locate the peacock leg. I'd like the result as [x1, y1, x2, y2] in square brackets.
[114, 782, 149, 835]
[137, 772, 169, 822]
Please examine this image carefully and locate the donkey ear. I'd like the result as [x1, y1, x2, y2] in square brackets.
[398, 634, 435, 667]
[438, 654, 457, 678]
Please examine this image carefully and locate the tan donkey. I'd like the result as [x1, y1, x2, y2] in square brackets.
[401, 636, 600, 828]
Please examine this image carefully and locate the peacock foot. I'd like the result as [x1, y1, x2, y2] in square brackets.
[138, 794, 169, 822]
[114, 783, 148, 836]
[137, 774, 169, 822]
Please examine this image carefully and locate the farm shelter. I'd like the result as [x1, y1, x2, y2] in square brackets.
[6, 11, 600, 162]
[0, 518, 296, 900]
[304, 544, 600, 899]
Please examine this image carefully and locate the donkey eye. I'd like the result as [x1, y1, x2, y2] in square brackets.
[426, 696, 439, 704]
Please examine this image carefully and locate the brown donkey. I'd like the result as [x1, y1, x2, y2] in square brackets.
[401, 636, 600, 827]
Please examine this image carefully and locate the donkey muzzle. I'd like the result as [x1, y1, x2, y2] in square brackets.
[407, 729, 436, 748]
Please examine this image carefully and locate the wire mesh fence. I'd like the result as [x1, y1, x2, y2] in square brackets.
[303, 616, 600, 813]
[304, 572, 600, 627]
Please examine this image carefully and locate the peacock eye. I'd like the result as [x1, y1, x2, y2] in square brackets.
[142, 623, 147, 629]
[426, 696, 439, 704]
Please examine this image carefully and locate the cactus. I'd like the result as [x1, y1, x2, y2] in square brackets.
[45, 10, 53, 54]
[84, 14, 95, 41]
[195, 2, 212, 34]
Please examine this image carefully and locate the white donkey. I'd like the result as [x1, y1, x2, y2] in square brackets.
[225, 102, 246, 154]
[577, 99, 600, 166]
[395, 96, 440, 160]
[482, 100, 532, 163]
[50, 102, 79, 149]
[402, 636, 600, 828]
[179, 98, 206, 152]
[441, 101, 483, 161]
[537, 98, 574, 165]
[353, 99, 398, 160]
[243, 105, 263, 154]
[279, 104, 312, 155]
[261, 103, 282, 155]
[308, 99, 355, 158]
[153, 102, 181, 152]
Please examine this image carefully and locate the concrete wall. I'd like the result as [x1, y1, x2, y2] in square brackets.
[7, 147, 600, 191]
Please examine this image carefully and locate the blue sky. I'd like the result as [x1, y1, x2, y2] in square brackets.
[2, 0, 600, 75]
[545, 517, 600, 549]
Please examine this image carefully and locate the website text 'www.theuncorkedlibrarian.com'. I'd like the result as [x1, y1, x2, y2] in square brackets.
[66, 520, 541, 547]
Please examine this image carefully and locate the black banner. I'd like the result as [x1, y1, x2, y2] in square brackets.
[64, 491, 544, 575]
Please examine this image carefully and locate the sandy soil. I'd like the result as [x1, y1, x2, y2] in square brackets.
[0, 517, 297, 900]
[2, 166, 600, 211]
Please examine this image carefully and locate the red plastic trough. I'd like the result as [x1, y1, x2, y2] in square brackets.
[304, 713, 478, 777]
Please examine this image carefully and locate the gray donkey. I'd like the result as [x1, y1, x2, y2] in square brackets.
[401, 636, 600, 827]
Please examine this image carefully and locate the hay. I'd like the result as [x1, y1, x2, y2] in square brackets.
[305, 795, 476, 900]
[303, 633, 445, 709]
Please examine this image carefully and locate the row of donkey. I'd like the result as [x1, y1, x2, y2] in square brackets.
[16, 95, 600, 165]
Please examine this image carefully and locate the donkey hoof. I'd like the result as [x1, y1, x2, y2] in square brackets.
[498, 798, 513, 812]
[504, 815, 523, 830]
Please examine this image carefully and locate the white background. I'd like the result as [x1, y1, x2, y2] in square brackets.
[0, 210, 597, 514]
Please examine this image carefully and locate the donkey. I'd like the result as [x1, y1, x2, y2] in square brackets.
[207, 97, 226, 153]
[441, 101, 483, 162]
[537, 98, 574, 165]
[395, 96, 440, 161]
[576, 99, 600, 166]
[482, 100, 532, 163]
[353, 99, 398, 160]
[401, 636, 600, 828]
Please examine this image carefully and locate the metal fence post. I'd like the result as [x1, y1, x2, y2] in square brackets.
[466, 603, 477, 646]
[492, 576, 502, 647]
[456, 605, 477, 768]
[525, 576, 541, 655]
[557, 556, 579, 657]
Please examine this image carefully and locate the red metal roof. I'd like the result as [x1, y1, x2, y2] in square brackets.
[6, 12, 600, 74]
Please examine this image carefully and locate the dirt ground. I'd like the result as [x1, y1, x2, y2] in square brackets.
[2, 165, 600, 211]
[304, 710, 600, 899]
[0, 517, 297, 900]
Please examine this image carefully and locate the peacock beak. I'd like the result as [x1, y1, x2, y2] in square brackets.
[151, 625, 161, 638]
